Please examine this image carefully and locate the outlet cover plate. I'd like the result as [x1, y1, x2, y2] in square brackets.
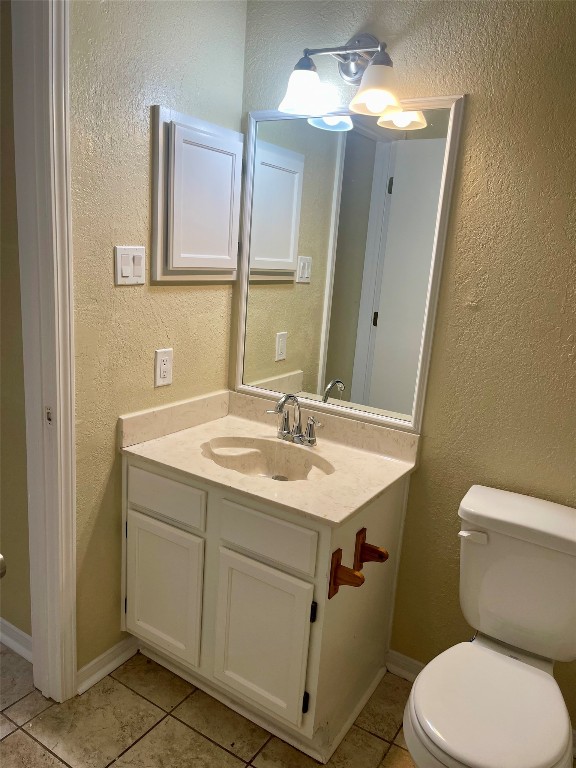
[275, 332, 287, 361]
[154, 348, 173, 386]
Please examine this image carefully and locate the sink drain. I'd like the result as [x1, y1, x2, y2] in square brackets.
[271, 474, 289, 482]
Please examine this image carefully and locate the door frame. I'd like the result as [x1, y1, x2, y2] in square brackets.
[11, 0, 76, 701]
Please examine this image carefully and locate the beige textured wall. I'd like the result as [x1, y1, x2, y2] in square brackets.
[70, 0, 247, 667]
[0, 0, 31, 635]
[243, 120, 339, 392]
[325, 130, 375, 392]
[244, 0, 576, 719]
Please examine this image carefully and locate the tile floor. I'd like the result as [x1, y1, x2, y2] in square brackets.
[0, 645, 414, 768]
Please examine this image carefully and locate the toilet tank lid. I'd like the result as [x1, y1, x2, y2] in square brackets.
[459, 486, 576, 556]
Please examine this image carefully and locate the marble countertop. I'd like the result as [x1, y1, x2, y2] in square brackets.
[122, 414, 415, 526]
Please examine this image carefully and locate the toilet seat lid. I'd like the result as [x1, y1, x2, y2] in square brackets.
[413, 642, 571, 768]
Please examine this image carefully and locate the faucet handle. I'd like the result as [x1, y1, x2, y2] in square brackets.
[304, 415, 322, 446]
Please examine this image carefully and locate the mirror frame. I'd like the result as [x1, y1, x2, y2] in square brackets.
[235, 95, 465, 433]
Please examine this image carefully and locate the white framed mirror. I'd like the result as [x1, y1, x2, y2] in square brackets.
[235, 96, 464, 432]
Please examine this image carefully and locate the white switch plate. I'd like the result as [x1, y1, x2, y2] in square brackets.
[275, 332, 287, 361]
[115, 246, 145, 285]
[154, 348, 173, 386]
[296, 255, 312, 284]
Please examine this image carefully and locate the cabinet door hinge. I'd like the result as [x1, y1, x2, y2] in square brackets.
[124, 597, 127, 613]
[310, 601, 318, 623]
[387, 176, 394, 194]
[125, 521, 128, 537]
[372, 311, 378, 327]
[302, 691, 310, 714]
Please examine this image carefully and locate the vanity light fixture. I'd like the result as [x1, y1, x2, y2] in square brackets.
[377, 110, 427, 130]
[278, 54, 321, 115]
[278, 33, 401, 123]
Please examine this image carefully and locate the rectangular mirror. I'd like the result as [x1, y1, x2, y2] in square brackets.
[236, 97, 464, 431]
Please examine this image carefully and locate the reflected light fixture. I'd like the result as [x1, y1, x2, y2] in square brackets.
[377, 110, 427, 130]
[306, 83, 353, 132]
[278, 33, 400, 122]
[307, 115, 354, 132]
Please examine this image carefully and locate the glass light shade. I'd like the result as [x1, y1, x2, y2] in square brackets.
[377, 110, 427, 130]
[307, 115, 353, 132]
[349, 62, 401, 116]
[278, 69, 322, 115]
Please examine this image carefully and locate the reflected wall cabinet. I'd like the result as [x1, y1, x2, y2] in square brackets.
[249, 142, 304, 272]
[152, 106, 243, 282]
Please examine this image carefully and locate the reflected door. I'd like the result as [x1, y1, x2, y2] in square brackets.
[354, 138, 446, 417]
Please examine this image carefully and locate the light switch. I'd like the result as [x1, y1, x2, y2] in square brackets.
[296, 255, 312, 284]
[121, 254, 131, 278]
[133, 253, 143, 278]
[115, 246, 145, 285]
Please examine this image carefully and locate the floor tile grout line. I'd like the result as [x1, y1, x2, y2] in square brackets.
[169, 709, 268, 763]
[2, 700, 56, 729]
[0, 686, 38, 715]
[108, 672, 194, 713]
[20, 725, 76, 768]
[102, 711, 172, 768]
[246, 733, 273, 767]
[353, 721, 397, 745]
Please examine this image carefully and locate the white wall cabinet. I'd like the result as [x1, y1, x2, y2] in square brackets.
[122, 458, 407, 763]
[152, 106, 243, 282]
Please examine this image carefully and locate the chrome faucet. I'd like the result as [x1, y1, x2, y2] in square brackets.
[266, 394, 320, 446]
[322, 379, 345, 402]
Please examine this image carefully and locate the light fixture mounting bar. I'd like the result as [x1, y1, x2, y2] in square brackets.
[300, 33, 385, 85]
[303, 43, 381, 58]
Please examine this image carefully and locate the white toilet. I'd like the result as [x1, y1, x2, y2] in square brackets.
[403, 485, 575, 768]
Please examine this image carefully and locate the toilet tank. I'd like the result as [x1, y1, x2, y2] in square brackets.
[458, 485, 576, 661]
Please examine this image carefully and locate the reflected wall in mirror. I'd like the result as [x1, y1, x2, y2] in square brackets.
[239, 97, 463, 429]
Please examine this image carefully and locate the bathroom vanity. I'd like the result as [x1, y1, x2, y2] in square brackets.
[120, 396, 417, 762]
[119, 96, 463, 762]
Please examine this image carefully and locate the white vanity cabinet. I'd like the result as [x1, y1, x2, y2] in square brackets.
[125, 510, 204, 667]
[213, 547, 313, 725]
[122, 456, 408, 763]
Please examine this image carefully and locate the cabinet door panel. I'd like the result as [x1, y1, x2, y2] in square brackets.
[214, 548, 313, 725]
[250, 143, 304, 272]
[168, 122, 242, 270]
[126, 509, 203, 666]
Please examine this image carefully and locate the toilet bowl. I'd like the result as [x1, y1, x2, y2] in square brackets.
[403, 641, 573, 768]
[402, 486, 576, 768]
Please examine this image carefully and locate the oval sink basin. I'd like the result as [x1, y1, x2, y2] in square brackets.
[200, 436, 335, 481]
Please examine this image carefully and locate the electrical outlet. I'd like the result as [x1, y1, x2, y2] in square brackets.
[275, 332, 287, 361]
[154, 348, 173, 387]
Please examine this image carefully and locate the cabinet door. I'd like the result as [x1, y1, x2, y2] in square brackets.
[126, 509, 204, 666]
[168, 122, 242, 270]
[249, 142, 304, 272]
[214, 548, 313, 725]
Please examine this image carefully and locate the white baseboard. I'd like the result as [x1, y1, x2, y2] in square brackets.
[386, 649, 424, 683]
[0, 618, 33, 663]
[76, 635, 138, 695]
